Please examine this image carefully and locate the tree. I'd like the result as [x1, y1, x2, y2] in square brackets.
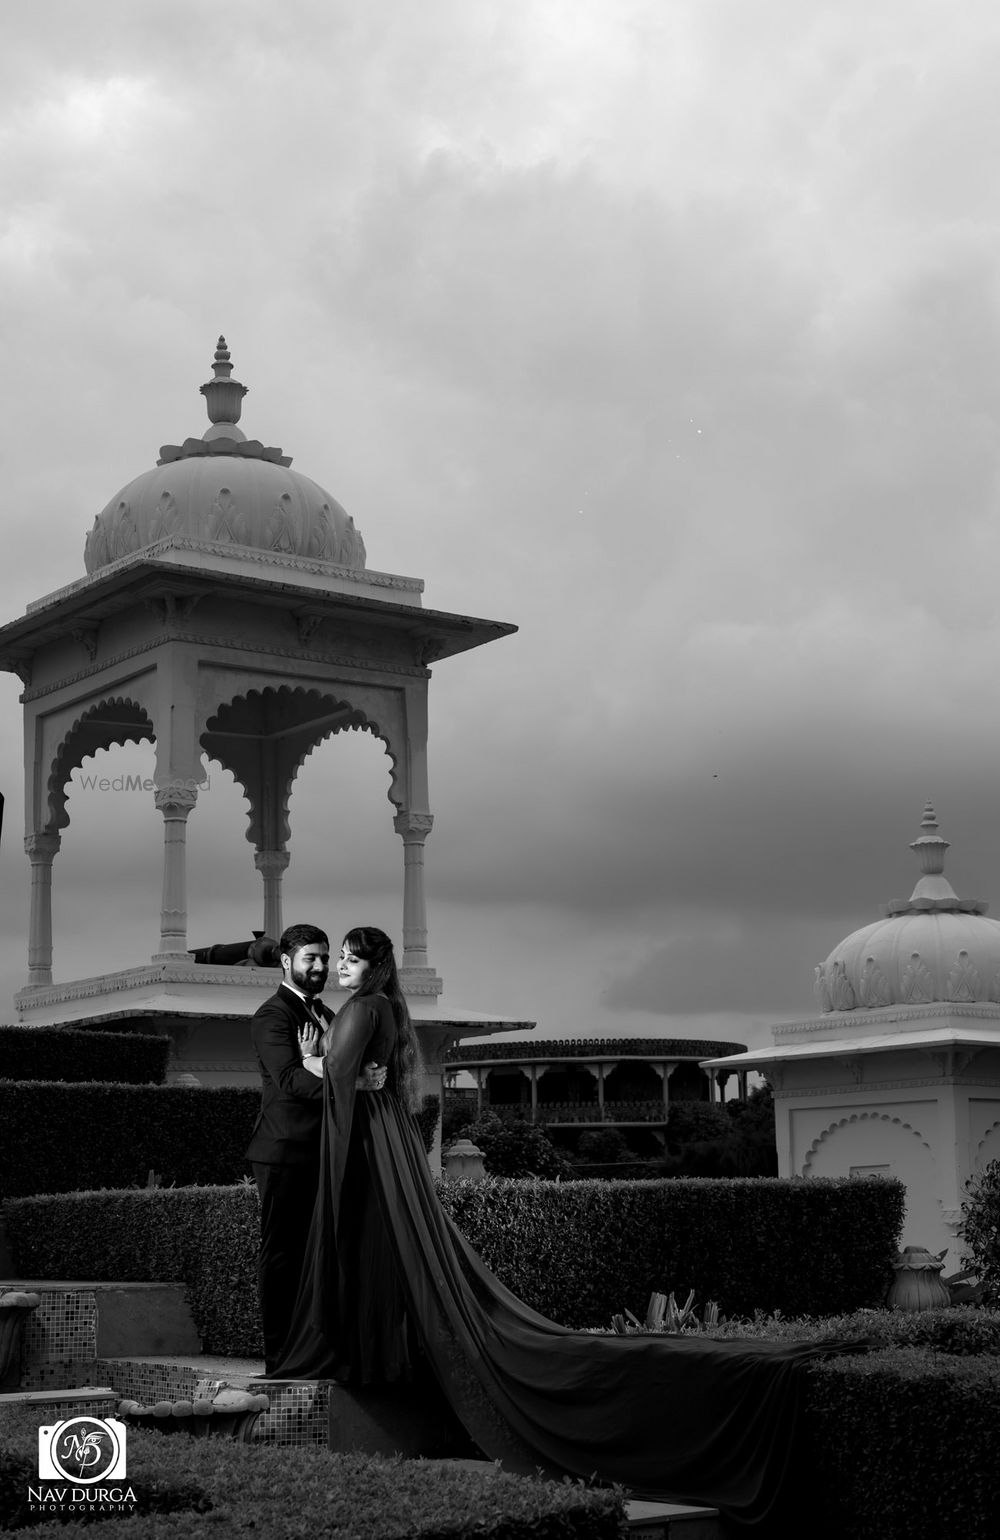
[961, 1158, 1000, 1301]
[576, 1128, 634, 1164]
[464, 1113, 573, 1179]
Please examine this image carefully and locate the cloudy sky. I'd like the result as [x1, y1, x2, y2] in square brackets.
[3, 0, 1000, 1052]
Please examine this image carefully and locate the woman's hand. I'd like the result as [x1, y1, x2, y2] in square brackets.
[297, 1024, 321, 1059]
[357, 1062, 387, 1091]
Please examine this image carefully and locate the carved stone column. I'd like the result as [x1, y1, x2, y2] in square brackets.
[154, 786, 198, 959]
[651, 1061, 679, 1118]
[24, 833, 61, 986]
[254, 849, 290, 941]
[393, 811, 434, 971]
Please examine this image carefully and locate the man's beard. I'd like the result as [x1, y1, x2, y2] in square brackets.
[291, 964, 326, 996]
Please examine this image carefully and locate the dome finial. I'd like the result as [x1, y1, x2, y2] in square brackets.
[212, 336, 234, 379]
[882, 803, 988, 916]
[910, 800, 949, 878]
[199, 335, 248, 437]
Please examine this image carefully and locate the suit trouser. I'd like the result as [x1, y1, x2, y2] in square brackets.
[252, 1159, 319, 1371]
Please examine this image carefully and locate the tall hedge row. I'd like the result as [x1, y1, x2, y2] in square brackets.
[439, 1172, 904, 1321]
[2, 1173, 904, 1353]
[0, 1083, 258, 1197]
[0, 1025, 170, 1085]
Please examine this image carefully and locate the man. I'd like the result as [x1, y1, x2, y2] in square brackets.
[246, 921, 383, 1372]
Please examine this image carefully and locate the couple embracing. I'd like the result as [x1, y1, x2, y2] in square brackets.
[245, 922, 412, 1376]
[244, 921, 863, 1531]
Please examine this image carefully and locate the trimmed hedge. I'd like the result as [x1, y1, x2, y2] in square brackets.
[707, 1304, 1000, 1355]
[4, 1174, 904, 1354]
[0, 1407, 623, 1538]
[0, 1026, 170, 1086]
[4, 1186, 262, 1355]
[804, 1347, 1000, 1540]
[0, 1083, 258, 1197]
[438, 1173, 904, 1322]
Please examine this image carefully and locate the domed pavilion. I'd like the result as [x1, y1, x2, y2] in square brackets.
[0, 340, 527, 1129]
[703, 804, 1000, 1259]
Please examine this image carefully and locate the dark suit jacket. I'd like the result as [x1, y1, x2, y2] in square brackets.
[245, 984, 333, 1165]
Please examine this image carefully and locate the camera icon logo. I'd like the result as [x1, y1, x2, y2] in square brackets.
[38, 1417, 127, 1482]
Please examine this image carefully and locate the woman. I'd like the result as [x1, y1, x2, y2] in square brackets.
[271, 927, 861, 1530]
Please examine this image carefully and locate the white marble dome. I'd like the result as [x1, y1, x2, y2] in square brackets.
[814, 804, 1000, 1012]
[84, 338, 366, 574]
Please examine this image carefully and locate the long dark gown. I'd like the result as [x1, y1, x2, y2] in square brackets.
[272, 996, 862, 1530]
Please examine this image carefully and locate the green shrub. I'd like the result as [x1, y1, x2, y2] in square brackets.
[0, 1406, 623, 1539]
[960, 1157, 1000, 1302]
[0, 1404, 211, 1530]
[464, 1113, 575, 1179]
[662, 1088, 777, 1177]
[804, 1347, 1000, 1540]
[3, 1186, 262, 1356]
[4, 1174, 904, 1353]
[576, 1129, 634, 1163]
[0, 1083, 258, 1197]
[614, 1302, 1000, 1355]
[439, 1173, 902, 1323]
[414, 1093, 440, 1154]
[0, 1026, 170, 1086]
[441, 1095, 476, 1144]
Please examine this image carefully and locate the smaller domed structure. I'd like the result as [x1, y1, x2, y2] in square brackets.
[813, 803, 1000, 1012]
[84, 338, 366, 573]
[703, 801, 1000, 1260]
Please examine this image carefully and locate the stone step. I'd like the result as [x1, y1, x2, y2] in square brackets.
[2, 1280, 202, 1362]
[624, 1498, 726, 1538]
[0, 1385, 119, 1419]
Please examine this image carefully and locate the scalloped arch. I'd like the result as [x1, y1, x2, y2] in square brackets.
[974, 1118, 1000, 1167]
[802, 1110, 933, 1174]
[202, 685, 402, 850]
[46, 697, 155, 833]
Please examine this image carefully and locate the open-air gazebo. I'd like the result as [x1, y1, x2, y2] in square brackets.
[0, 341, 530, 1125]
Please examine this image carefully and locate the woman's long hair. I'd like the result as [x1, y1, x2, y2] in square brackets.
[342, 926, 420, 1111]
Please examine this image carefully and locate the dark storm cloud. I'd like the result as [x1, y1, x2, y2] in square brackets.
[3, 1, 1000, 1039]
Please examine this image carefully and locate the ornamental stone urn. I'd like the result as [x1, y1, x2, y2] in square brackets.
[0, 1290, 41, 1390]
[442, 1139, 486, 1182]
[886, 1247, 952, 1312]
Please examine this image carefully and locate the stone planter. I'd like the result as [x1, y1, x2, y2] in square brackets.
[117, 1389, 269, 1441]
[0, 1291, 41, 1391]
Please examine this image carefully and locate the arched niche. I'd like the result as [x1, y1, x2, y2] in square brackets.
[280, 721, 401, 941]
[803, 1110, 939, 1250]
[486, 1067, 530, 1108]
[45, 697, 156, 834]
[605, 1061, 663, 1102]
[667, 1062, 711, 1103]
[537, 1064, 598, 1107]
[49, 738, 163, 979]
